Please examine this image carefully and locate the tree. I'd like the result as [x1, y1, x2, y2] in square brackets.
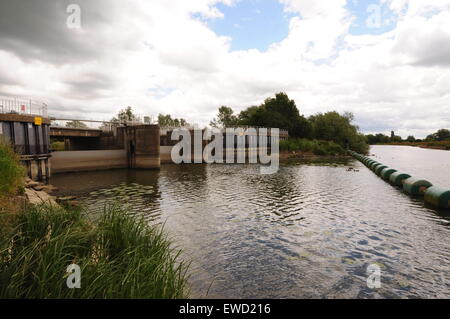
[309, 111, 368, 153]
[375, 133, 391, 143]
[436, 129, 450, 141]
[366, 134, 377, 145]
[237, 92, 312, 138]
[210, 106, 239, 128]
[366, 133, 402, 145]
[66, 120, 88, 129]
[426, 129, 450, 141]
[111, 106, 139, 124]
[158, 114, 188, 127]
[390, 131, 402, 143]
[406, 135, 416, 143]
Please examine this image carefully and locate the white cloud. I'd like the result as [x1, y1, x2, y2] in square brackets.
[0, 0, 449, 138]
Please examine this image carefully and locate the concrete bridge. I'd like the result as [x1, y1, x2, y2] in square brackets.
[50, 126, 103, 138]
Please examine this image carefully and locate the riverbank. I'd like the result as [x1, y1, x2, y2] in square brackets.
[0, 140, 190, 299]
[280, 137, 369, 156]
[280, 150, 352, 162]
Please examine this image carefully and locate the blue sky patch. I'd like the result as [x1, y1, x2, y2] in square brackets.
[203, 0, 295, 51]
[194, 0, 401, 51]
[347, 0, 398, 35]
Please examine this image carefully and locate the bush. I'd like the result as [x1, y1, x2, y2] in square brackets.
[50, 141, 65, 151]
[280, 138, 346, 156]
[0, 204, 190, 299]
[0, 138, 25, 196]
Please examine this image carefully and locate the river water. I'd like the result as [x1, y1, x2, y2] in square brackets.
[50, 145, 450, 299]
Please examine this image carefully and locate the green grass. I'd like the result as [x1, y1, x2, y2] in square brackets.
[280, 138, 346, 156]
[50, 141, 65, 151]
[0, 204, 190, 299]
[0, 138, 25, 196]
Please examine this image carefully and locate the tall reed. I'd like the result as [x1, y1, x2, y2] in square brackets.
[0, 204, 190, 299]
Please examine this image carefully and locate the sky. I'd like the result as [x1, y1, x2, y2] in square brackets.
[0, 0, 449, 138]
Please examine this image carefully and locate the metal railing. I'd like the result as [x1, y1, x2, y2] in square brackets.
[0, 96, 48, 117]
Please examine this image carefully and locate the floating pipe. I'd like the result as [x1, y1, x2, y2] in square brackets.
[367, 161, 376, 168]
[372, 163, 383, 171]
[375, 165, 388, 175]
[366, 159, 375, 165]
[380, 168, 397, 181]
[369, 162, 380, 170]
[403, 177, 432, 196]
[389, 172, 411, 187]
[424, 186, 450, 209]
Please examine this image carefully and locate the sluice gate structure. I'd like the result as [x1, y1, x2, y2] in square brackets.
[0, 98, 51, 181]
[1, 97, 288, 182]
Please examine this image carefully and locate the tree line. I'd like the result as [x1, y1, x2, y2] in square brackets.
[209, 92, 368, 153]
[366, 129, 450, 145]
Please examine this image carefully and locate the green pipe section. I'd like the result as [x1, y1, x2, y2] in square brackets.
[371, 163, 382, 171]
[389, 172, 411, 187]
[369, 162, 380, 170]
[368, 161, 376, 168]
[403, 177, 432, 196]
[424, 186, 450, 209]
[381, 168, 397, 181]
[373, 165, 386, 174]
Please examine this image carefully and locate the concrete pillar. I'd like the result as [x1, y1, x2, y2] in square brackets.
[125, 125, 160, 169]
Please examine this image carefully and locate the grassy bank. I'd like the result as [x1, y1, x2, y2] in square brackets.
[280, 138, 347, 156]
[0, 139, 190, 299]
[0, 204, 190, 298]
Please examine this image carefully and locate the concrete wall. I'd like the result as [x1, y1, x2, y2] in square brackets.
[161, 146, 173, 164]
[124, 125, 160, 169]
[51, 150, 127, 174]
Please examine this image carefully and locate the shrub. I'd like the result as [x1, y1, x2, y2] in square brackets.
[0, 138, 25, 196]
[280, 138, 346, 156]
[50, 141, 65, 151]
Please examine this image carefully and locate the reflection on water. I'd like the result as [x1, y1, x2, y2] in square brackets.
[50, 146, 450, 299]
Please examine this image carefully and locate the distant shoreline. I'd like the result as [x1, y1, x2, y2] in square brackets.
[373, 142, 450, 151]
